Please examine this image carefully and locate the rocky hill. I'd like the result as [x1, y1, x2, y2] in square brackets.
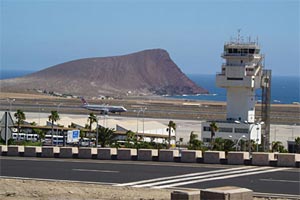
[0, 49, 208, 97]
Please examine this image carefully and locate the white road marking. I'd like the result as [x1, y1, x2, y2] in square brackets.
[72, 169, 119, 173]
[115, 166, 254, 186]
[133, 166, 272, 188]
[153, 168, 287, 189]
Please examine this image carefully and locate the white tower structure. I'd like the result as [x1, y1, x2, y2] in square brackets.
[201, 33, 268, 150]
[216, 35, 264, 123]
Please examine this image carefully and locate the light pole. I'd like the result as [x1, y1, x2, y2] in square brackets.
[141, 107, 147, 135]
[236, 135, 246, 151]
[229, 134, 246, 151]
[55, 103, 63, 146]
[245, 121, 264, 154]
[96, 116, 99, 147]
[36, 102, 41, 125]
[7, 98, 15, 112]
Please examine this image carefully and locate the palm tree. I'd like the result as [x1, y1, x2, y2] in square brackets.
[213, 137, 225, 151]
[167, 120, 176, 148]
[87, 113, 97, 146]
[209, 121, 219, 150]
[48, 110, 60, 146]
[188, 131, 203, 150]
[125, 130, 136, 148]
[295, 137, 300, 153]
[14, 109, 26, 140]
[87, 113, 97, 131]
[98, 127, 116, 147]
[271, 141, 283, 152]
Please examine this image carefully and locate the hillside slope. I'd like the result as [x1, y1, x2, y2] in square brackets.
[1, 49, 208, 97]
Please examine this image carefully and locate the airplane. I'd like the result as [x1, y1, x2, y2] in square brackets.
[80, 97, 127, 114]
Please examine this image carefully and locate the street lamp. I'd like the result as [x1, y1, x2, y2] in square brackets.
[245, 121, 264, 154]
[236, 135, 246, 151]
[96, 116, 99, 147]
[55, 103, 63, 146]
[135, 107, 147, 134]
[36, 102, 41, 125]
[228, 134, 246, 151]
[7, 98, 15, 112]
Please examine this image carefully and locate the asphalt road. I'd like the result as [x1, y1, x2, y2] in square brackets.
[0, 157, 299, 197]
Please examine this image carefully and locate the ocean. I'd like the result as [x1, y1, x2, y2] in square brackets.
[1, 70, 299, 104]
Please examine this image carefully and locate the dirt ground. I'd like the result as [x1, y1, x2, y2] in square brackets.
[0, 178, 296, 200]
[0, 178, 172, 200]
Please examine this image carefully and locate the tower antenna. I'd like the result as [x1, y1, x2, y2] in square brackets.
[237, 29, 241, 43]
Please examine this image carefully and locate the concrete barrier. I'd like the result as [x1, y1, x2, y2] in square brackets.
[78, 147, 97, 159]
[41, 146, 60, 158]
[138, 149, 158, 161]
[252, 152, 275, 166]
[0, 145, 8, 155]
[277, 153, 300, 167]
[159, 150, 179, 162]
[171, 190, 200, 200]
[60, 147, 78, 158]
[204, 151, 225, 164]
[97, 148, 117, 160]
[7, 145, 24, 156]
[201, 186, 253, 200]
[24, 146, 42, 157]
[227, 152, 250, 165]
[117, 148, 137, 160]
[181, 150, 202, 163]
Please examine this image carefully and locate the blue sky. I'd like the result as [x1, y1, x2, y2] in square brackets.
[1, 0, 299, 76]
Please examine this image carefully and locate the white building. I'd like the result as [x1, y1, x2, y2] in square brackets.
[202, 34, 265, 147]
[116, 120, 175, 144]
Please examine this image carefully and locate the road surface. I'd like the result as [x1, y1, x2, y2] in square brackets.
[0, 156, 299, 197]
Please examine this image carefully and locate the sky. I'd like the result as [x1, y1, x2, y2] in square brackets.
[1, 0, 299, 76]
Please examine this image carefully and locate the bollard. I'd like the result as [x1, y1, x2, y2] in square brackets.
[97, 148, 117, 160]
[227, 152, 250, 165]
[41, 146, 60, 158]
[201, 186, 253, 200]
[138, 149, 158, 161]
[60, 147, 78, 158]
[7, 145, 24, 156]
[181, 150, 202, 163]
[24, 146, 42, 157]
[277, 153, 300, 167]
[171, 190, 200, 200]
[252, 152, 275, 166]
[78, 147, 97, 159]
[117, 148, 137, 160]
[159, 150, 179, 162]
[204, 151, 225, 164]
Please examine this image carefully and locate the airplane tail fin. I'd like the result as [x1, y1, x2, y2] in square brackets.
[80, 97, 89, 105]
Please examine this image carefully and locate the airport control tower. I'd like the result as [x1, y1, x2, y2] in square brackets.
[216, 34, 264, 123]
[201, 32, 272, 151]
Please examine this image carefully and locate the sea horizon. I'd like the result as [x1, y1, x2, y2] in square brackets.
[1, 69, 299, 104]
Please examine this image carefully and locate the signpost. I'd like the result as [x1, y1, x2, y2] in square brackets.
[67, 130, 80, 144]
[0, 112, 14, 145]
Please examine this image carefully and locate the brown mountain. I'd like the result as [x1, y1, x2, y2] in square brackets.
[1, 49, 208, 97]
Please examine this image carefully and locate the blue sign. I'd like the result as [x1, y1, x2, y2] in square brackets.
[67, 130, 80, 143]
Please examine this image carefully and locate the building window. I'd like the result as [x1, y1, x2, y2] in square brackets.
[203, 126, 211, 131]
[227, 77, 243, 80]
[249, 49, 255, 54]
[219, 127, 233, 133]
[235, 128, 249, 133]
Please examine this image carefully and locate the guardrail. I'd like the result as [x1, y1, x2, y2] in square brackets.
[1, 145, 299, 168]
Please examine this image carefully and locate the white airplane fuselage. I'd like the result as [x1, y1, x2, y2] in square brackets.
[82, 104, 127, 113]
